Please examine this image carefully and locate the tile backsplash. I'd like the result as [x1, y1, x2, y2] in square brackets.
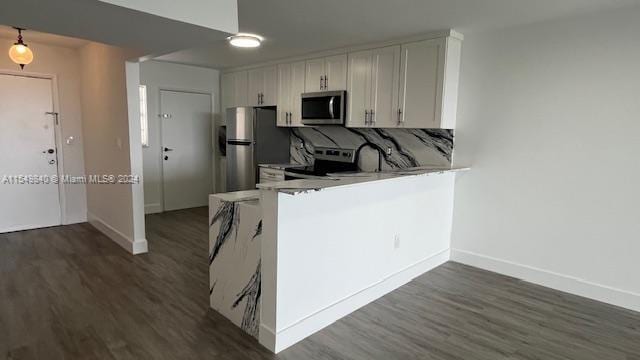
[290, 127, 454, 172]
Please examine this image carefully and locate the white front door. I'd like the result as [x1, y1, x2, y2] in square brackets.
[0, 74, 61, 233]
[160, 90, 213, 211]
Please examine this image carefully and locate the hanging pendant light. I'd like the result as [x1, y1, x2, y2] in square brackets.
[8, 27, 34, 70]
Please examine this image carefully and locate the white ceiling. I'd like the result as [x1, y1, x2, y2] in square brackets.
[155, 0, 640, 69]
[0, 0, 232, 57]
[0, 25, 88, 48]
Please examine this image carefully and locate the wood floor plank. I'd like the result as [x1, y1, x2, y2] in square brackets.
[1, 207, 639, 359]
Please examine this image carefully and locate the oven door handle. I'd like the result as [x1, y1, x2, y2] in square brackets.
[328, 96, 335, 119]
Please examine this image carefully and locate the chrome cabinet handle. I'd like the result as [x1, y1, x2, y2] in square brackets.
[320, 76, 323, 90]
[365, 110, 369, 125]
[397, 108, 403, 123]
[370, 109, 375, 125]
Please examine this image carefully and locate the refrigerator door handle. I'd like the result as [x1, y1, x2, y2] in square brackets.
[227, 140, 253, 146]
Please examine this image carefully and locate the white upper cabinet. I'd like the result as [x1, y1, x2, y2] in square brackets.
[305, 54, 347, 93]
[346, 50, 372, 127]
[248, 66, 277, 106]
[290, 61, 306, 126]
[277, 63, 291, 126]
[305, 58, 325, 93]
[234, 71, 249, 107]
[277, 61, 306, 127]
[325, 54, 347, 91]
[397, 37, 461, 129]
[347, 46, 400, 128]
[221, 31, 462, 129]
[221, 71, 249, 111]
[371, 46, 401, 128]
[221, 72, 234, 112]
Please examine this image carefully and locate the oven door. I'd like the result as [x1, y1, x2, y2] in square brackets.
[301, 91, 346, 125]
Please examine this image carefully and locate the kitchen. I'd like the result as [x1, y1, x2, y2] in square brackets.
[210, 29, 468, 352]
[3, 1, 640, 358]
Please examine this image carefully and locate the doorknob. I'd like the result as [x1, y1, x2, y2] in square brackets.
[164, 147, 173, 152]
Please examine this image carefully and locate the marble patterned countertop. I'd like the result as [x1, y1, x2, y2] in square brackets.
[256, 166, 470, 195]
[211, 189, 261, 202]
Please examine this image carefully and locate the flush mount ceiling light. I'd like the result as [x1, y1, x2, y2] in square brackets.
[8, 27, 34, 70]
[227, 33, 262, 48]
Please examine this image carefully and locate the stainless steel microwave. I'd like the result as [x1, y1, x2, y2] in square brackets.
[301, 91, 346, 125]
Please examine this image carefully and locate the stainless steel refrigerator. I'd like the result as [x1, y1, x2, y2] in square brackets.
[226, 107, 290, 191]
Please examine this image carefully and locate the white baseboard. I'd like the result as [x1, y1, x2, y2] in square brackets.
[144, 203, 163, 214]
[87, 212, 148, 255]
[63, 213, 87, 225]
[451, 249, 640, 313]
[266, 249, 450, 353]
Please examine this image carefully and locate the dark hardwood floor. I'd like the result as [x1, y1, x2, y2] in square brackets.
[1, 207, 639, 359]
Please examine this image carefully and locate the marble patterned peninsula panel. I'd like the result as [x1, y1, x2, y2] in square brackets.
[209, 195, 262, 338]
[290, 127, 454, 171]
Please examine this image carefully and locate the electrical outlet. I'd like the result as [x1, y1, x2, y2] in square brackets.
[393, 235, 401, 249]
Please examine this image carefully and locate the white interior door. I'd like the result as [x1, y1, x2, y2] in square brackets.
[0, 74, 61, 233]
[161, 90, 213, 211]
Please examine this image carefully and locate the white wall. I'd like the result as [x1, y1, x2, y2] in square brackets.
[139, 60, 220, 213]
[80, 42, 147, 254]
[0, 37, 87, 224]
[452, 6, 640, 311]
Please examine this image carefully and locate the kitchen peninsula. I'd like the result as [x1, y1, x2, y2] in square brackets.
[209, 167, 467, 352]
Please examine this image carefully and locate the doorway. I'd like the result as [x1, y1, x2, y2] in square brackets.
[160, 90, 213, 211]
[0, 73, 61, 233]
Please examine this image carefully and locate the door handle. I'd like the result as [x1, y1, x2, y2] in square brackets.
[164, 147, 173, 152]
